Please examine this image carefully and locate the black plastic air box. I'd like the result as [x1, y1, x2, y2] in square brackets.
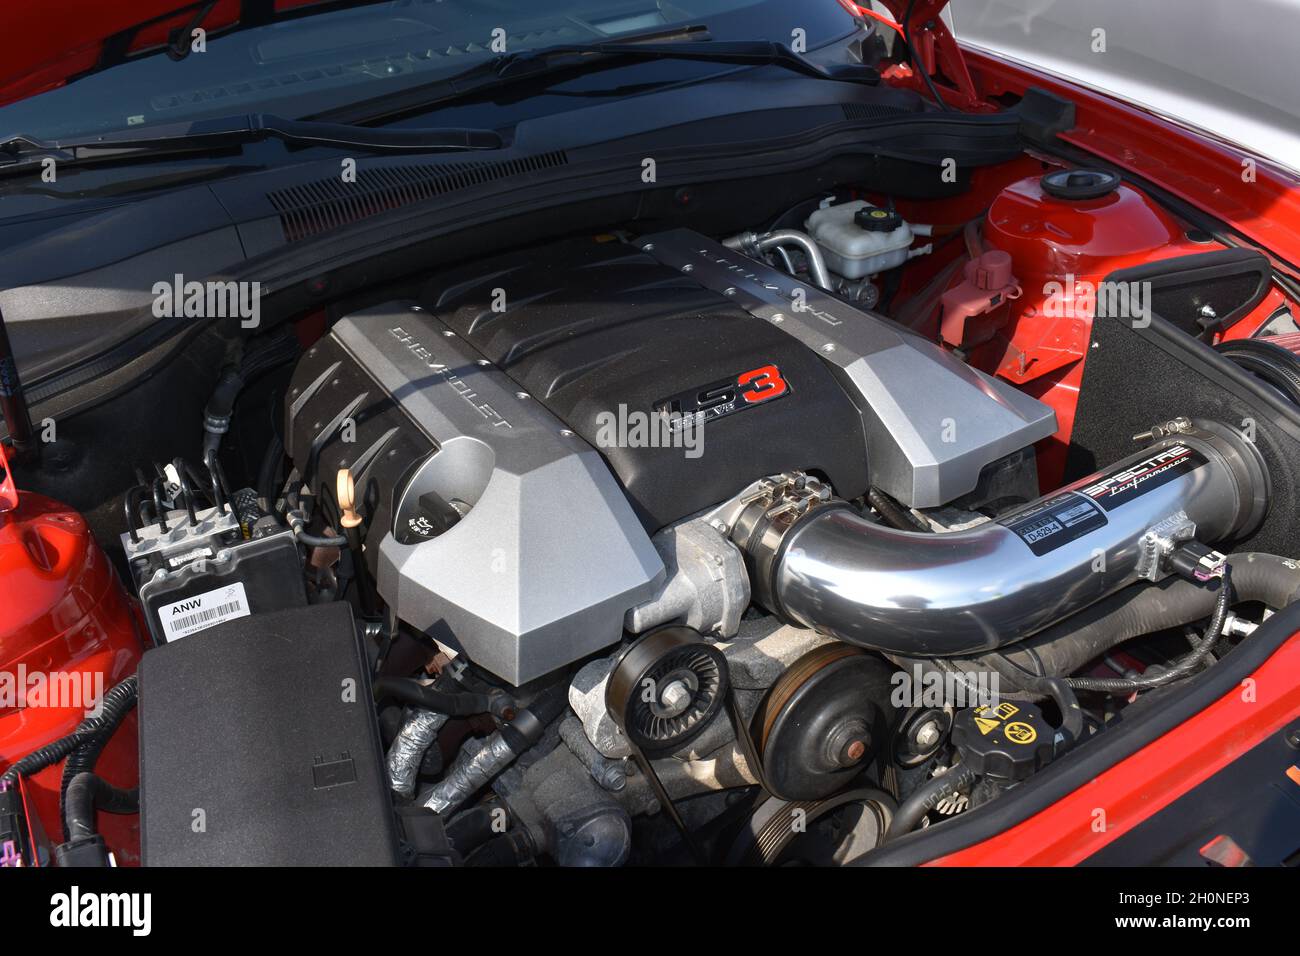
[138, 602, 398, 865]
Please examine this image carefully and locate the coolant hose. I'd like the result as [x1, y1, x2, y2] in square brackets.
[386, 707, 449, 799]
[64, 772, 139, 843]
[420, 682, 568, 816]
[885, 764, 979, 842]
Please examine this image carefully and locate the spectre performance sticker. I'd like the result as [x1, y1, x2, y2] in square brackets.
[1001, 491, 1108, 556]
[1078, 444, 1207, 511]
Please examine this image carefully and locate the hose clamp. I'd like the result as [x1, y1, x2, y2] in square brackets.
[727, 472, 834, 614]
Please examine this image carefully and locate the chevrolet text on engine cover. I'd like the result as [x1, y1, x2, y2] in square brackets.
[1, 0, 1298, 908]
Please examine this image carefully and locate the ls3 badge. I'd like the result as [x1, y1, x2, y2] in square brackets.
[654, 364, 790, 430]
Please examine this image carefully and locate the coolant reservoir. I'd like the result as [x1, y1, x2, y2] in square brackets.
[807, 200, 920, 279]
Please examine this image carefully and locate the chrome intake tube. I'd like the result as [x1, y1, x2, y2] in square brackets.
[733, 421, 1268, 656]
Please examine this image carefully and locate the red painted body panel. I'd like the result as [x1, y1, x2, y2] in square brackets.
[956, 177, 1217, 488]
[886, 172, 1283, 490]
[0, 489, 144, 865]
[960, 48, 1300, 273]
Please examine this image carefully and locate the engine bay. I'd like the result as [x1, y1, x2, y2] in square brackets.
[7, 150, 1300, 868]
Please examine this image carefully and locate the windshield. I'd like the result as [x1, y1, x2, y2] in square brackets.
[3, 0, 858, 140]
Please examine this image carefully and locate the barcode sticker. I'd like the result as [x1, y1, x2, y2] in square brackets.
[158, 582, 251, 641]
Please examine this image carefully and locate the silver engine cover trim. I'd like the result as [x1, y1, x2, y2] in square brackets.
[333, 307, 664, 685]
[639, 230, 1057, 507]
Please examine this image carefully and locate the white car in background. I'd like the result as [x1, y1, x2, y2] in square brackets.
[926, 0, 1300, 172]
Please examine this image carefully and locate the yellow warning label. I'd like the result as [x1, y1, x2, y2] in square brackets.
[1004, 721, 1038, 745]
[991, 702, 1020, 720]
[974, 716, 1001, 735]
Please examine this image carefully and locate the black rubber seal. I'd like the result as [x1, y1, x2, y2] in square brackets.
[1041, 168, 1120, 200]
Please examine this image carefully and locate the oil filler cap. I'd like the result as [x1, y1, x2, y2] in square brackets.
[394, 490, 462, 544]
[951, 700, 1054, 781]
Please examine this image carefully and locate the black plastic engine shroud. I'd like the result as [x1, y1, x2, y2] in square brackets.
[419, 237, 869, 531]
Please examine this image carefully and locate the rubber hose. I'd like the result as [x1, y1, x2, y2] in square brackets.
[202, 331, 299, 460]
[1041, 677, 1085, 749]
[373, 677, 496, 717]
[59, 676, 141, 835]
[913, 553, 1300, 695]
[298, 530, 349, 548]
[1062, 570, 1235, 695]
[202, 367, 244, 458]
[288, 512, 349, 549]
[885, 764, 979, 842]
[64, 772, 140, 843]
[257, 432, 285, 505]
[867, 486, 930, 532]
[518, 681, 570, 729]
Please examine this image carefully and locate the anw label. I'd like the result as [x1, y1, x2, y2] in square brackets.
[159, 582, 250, 641]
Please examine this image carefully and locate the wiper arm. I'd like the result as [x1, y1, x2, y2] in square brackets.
[314, 30, 878, 126]
[0, 113, 502, 173]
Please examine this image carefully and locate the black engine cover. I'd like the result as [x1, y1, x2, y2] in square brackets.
[420, 238, 868, 530]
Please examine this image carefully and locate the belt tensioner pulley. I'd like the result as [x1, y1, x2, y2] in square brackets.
[606, 626, 730, 757]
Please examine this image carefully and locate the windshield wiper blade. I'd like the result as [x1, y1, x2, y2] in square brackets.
[0, 113, 503, 172]
[315, 31, 878, 126]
